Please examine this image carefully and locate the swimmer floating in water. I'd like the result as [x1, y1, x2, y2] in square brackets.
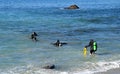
[53, 40, 67, 47]
[53, 40, 61, 47]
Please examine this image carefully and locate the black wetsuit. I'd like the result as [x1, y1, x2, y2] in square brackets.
[54, 40, 61, 46]
[31, 32, 38, 41]
[53, 40, 67, 47]
[86, 40, 97, 54]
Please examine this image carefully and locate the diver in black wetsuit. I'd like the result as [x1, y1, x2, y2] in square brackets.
[85, 39, 97, 54]
[54, 40, 61, 47]
[53, 40, 67, 47]
[31, 32, 38, 41]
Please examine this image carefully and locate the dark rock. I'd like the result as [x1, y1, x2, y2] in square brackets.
[65, 4, 79, 9]
[43, 64, 55, 69]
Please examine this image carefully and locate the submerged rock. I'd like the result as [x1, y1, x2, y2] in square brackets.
[64, 4, 79, 9]
[43, 64, 55, 69]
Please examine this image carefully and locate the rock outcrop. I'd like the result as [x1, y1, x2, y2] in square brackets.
[43, 64, 55, 69]
[64, 4, 79, 9]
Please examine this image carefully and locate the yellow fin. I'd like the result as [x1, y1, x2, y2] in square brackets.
[83, 47, 87, 56]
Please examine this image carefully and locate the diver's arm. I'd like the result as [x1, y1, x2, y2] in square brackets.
[85, 42, 91, 48]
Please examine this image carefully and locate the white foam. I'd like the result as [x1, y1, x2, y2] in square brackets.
[0, 60, 120, 74]
[72, 60, 120, 74]
[97, 61, 119, 70]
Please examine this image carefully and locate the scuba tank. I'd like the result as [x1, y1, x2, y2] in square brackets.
[93, 41, 97, 51]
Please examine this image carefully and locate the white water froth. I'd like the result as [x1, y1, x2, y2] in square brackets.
[73, 60, 120, 74]
[0, 60, 120, 74]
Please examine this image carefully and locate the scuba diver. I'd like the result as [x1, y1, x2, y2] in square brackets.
[53, 40, 67, 47]
[53, 40, 62, 47]
[85, 39, 97, 55]
[31, 32, 38, 41]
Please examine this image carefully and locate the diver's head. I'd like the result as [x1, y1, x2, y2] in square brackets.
[90, 39, 94, 42]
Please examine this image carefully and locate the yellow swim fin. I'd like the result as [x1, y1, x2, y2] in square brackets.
[83, 47, 87, 56]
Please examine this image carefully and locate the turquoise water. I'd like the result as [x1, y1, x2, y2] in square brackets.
[0, 0, 120, 74]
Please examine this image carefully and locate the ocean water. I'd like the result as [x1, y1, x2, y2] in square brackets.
[0, 0, 120, 74]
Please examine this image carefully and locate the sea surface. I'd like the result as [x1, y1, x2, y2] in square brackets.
[0, 0, 120, 74]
